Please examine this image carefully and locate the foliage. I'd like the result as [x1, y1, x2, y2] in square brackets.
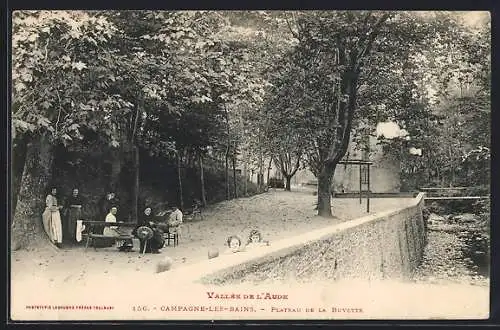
[11, 10, 491, 226]
[12, 11, 124, 146]
[381, 14, 491, 189]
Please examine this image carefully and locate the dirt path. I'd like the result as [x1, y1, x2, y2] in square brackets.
[11, 188, 412, 288]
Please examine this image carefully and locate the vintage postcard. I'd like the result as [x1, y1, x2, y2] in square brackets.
[10, 10, 490, 321]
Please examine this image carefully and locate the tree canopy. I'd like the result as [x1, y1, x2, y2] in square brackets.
[11, 10, 490, 248]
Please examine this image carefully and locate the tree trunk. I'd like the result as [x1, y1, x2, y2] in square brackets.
[317, 165, 336, 217]
[223, 103, 231, 200]
[225, 147, 230, 200]
[177, 152, 184, 210]
[232, 148, 237, 199]
[266, 157, 272, 191]
[12, 133, 54, 249]
[258, 128, 264, 193]
[12, 135, 29, 216]
[243, 160, 248, 196]
[110, 148, 122, 191]
[130, 145, 139, 223]
[199, 154, 207, 207]
[285, 175, 292, 191]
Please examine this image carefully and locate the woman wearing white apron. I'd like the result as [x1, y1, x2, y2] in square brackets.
[42, 187, 63, 247]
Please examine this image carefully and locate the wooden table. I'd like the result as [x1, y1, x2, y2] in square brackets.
[82, 221, 137, 251]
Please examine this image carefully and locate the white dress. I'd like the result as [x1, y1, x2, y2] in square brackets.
[42, 194, 62, 244]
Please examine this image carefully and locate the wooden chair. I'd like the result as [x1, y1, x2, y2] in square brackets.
[164, 225, 181, 247]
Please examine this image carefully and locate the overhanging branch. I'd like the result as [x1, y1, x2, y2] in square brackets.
[285, 12, 299, 40]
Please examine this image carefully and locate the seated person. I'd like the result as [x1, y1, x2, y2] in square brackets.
[140, 207, 154, 225]
[245, 229, 270, 250]
[166, 206, 183, 234]
[132, 207, 165, 254]
[224, 235, 244, 254]
[103, 207, 133, 252]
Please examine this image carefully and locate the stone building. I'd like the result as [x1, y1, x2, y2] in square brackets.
[287, 135, 401, 193]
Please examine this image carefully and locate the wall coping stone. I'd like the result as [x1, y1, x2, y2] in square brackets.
[159, 193, 425, 284]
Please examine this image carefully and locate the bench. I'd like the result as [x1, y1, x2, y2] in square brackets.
[82, 221, 137, 251]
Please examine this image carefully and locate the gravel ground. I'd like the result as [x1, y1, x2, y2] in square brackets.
[11, 188, 413, 288]
[11, 190, 489, 320]
[413, 230, 489, 287]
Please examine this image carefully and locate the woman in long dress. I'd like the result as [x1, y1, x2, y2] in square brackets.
[42, 187, 63, 246]
[64, 188, 83, 244]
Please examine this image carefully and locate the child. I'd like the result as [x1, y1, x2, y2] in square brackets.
[224, 235, 244, 254]
[245, 229, 270, 250]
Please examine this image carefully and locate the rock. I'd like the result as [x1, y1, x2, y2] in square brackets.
[156, 256, 173, 273]
[451, 213, 477, 223]
[208, 248, 219, 259]
[428, 213, 445, 223]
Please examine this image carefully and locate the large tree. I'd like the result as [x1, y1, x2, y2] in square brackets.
[378, 13, 490, 189]
[270, 11, 471, 216]
[11, 11, 129, 247]
[11, 11, 232, 247]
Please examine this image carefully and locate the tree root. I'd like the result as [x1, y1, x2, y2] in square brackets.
[11, 223, 54, 251]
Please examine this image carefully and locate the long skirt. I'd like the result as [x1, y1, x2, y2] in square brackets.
[140, 228, 165, 253]
[42, 208, 63, 244]
[66, 206, 81, 242]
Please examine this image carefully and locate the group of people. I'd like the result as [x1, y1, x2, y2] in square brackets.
[98, 200, 184, 253]
[42, 187, 84, 247]
[127, 205, 183, 254]
[42, 187, 184, 253]
[225, 229, 270, 254]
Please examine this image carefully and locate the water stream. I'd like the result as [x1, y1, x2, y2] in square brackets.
[414, 210, 490, 286]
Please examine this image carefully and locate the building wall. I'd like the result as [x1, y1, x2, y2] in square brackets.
[290, 136, 401, 193]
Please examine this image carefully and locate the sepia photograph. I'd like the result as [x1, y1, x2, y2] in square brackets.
[9, 10, 491, 321]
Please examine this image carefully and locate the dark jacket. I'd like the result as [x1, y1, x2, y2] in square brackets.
[65, 195, 84, 208]
[132, 222, 165, 253]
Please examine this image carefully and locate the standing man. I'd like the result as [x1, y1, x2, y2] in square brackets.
[42, 187, 63, 247]
[64, 188, 83, 244]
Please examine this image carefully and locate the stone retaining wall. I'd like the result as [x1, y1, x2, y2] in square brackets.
[162, 194, 426, 285]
